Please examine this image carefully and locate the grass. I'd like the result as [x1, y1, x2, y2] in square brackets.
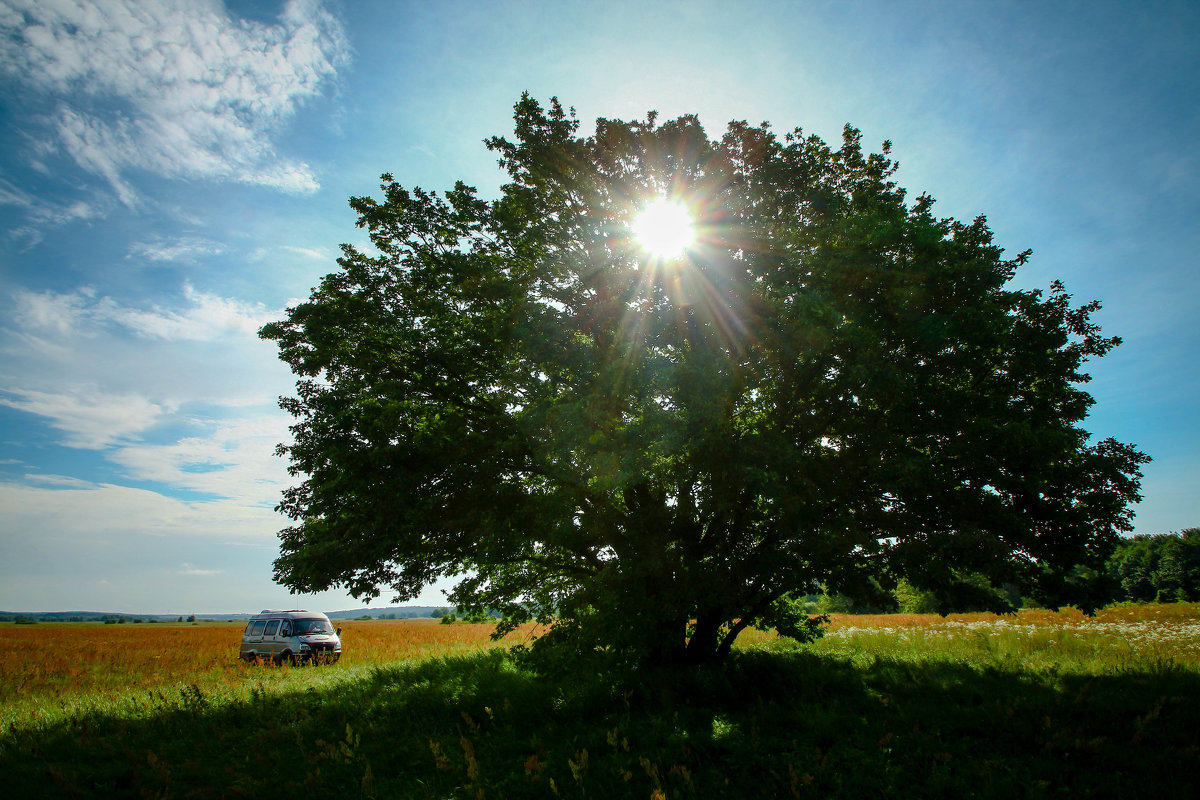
[2, 607, 1199, 797]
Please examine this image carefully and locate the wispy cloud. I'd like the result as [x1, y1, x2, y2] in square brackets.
[10, 284, 278, 343]
[0, 176, 103, 248]
[249, 244, 336, 263]
[179, 563, 222, 576]
[1, 285, 293, 462]
[21, 473, 96, 489]
[110, 415, 293, 506]
[128, 237, 226, 263]
[0, 388, 172, 449]
[0, 0, 349, 205]
[0, 478, 282, 542]
[117, 284, 278, 340]
[0, 474, 362, 612]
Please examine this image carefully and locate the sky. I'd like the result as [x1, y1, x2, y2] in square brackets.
[0, 0, 1196, 614]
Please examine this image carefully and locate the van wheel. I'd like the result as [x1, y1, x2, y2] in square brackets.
[276, 651, 296, 666]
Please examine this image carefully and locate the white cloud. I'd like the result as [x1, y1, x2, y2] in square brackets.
[21, 473, 96, 489]
[10, 283, 278, 343]
[0, 476, 367, 613]
[128, 236, 225, 263]
[0, 388, 172, 449]
[1, 281, 299, 513]
[9, 287, 94, 337]
[250, 244, 336, 262]
[110, 415, 293, 506]
[179, 563, 222, 576]
[1, 284, 297, 495]
[0, 0, 349, 204]
[0, 176, 104, 248]
[115, 284, 277, 340]
[0, 478, 281, 544]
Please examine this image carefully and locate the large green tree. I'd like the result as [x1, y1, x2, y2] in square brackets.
[261, 95, 1149, 667]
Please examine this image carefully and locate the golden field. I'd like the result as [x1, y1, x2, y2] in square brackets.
[4, 605, 1200, 799]
[0, 618, 524, 734]
[4, 605, 1199, 737]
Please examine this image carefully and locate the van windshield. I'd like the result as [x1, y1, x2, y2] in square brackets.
[294, 618, 334, 635]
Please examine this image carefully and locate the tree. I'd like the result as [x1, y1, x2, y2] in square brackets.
[261, 95, 1149, 668]
[1107, 529, 1200, 602]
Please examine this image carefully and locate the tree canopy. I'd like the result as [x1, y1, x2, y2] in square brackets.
[261, 95, 1149, 667]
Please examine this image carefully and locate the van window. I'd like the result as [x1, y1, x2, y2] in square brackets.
[248, 620, 266, 636]
[293, 618, 334, 635]
[264, 619, 280, 636]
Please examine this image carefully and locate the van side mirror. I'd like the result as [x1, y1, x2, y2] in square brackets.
[336, 627, 342, 636]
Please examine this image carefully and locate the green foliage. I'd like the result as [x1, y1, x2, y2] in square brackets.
[1107, 528, 1200, 603]
[753, 595, 829, 644]
[262, 94, 1148, 667]
[893, 579, 941, 613]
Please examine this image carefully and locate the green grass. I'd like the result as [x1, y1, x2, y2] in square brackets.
[5, 656, 1199, 798]
[4, 619, 1200, 798]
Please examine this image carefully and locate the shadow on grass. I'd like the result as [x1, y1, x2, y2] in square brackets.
[4, 649, 1199, 798]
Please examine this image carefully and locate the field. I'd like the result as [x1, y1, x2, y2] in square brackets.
[0, 618, 529, 734]
[2, 606, 1199, 798]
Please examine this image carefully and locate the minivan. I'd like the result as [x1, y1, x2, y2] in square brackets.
[239, 609, 342, 664]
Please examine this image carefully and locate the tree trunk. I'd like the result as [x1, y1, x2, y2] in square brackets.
[643, 617, 689, 667]
[715, 618, 750, 661]
[683, 614, 725, 666]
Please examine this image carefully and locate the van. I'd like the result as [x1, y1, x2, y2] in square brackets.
[239, 609, 342, 664]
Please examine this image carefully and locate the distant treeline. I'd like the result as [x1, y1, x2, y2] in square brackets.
[0, 613, 205, 624]
[1107, 528, 1200, 603]
[816, 527, 1200, 615]
[1, 606, 445, 624]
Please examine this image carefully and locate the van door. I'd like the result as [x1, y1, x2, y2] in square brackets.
[263, 619, 281, 658]
[276, 620, 296, 662]
[243, 619, 267, 659]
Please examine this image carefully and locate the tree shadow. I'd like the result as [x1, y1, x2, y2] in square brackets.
[5, 649, 1198, 798]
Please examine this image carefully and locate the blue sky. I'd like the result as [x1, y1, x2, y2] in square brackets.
[0, 0, 1196, 614]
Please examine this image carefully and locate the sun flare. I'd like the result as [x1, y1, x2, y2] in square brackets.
[633, 198, 695, 259]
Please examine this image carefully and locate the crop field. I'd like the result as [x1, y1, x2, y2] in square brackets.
[3, 605, 1199, 798]
[0, 618, 526, 733]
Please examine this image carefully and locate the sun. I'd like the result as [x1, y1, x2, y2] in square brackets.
[632, 198, 695, 259]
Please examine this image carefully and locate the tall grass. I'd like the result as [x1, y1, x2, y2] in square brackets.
[806, 605, 1200, 675]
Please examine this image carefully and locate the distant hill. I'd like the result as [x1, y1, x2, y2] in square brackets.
[0, 606, 448, 623]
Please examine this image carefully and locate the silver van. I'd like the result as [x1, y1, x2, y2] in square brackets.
[239, 609, 342, 664]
